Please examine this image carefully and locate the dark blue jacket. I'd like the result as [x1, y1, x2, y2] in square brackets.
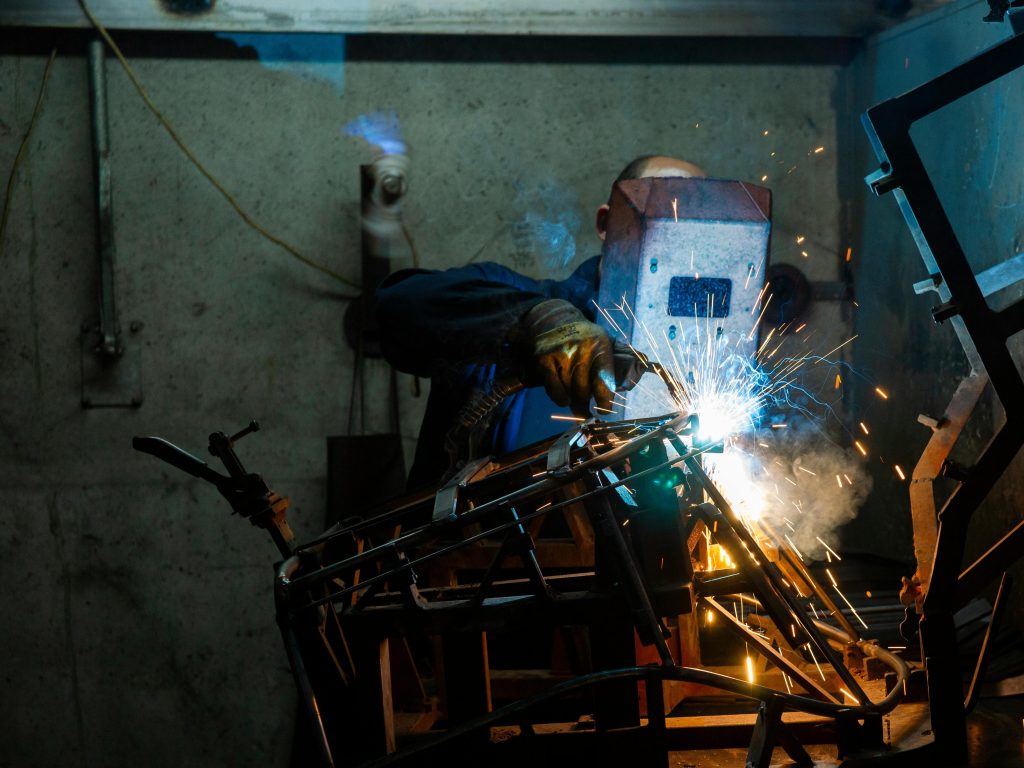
[375, 256, 601, 488]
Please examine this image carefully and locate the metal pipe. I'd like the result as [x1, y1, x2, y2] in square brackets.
[288, 419, 696, 596]
[87, 37, 119, 358]
[275, 557, 335, 768]
[362, 660, 910, 768]
[683, 454, 870, 705]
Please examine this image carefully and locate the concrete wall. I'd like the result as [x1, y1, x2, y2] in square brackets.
[847, 0, 1024, 619]
[0, 30, 852, 766]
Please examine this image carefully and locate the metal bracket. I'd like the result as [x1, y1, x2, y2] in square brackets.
[80, 323, 142, 408]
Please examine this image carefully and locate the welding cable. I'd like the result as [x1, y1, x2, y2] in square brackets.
[75, 0, 360, 295]
[0, 48, 57, 258]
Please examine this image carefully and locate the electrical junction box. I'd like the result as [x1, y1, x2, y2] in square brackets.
[596, 177, 771, 420]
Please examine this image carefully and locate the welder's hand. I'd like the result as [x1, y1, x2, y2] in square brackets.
[522, 299, 615, 417]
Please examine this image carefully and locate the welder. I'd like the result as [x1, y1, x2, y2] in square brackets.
[374, 155, 706, 488]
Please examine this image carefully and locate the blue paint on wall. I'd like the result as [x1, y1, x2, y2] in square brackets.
[217, 33, 347, 95]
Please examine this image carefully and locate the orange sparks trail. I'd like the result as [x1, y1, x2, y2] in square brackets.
[845, 247, 853, 263]
[854, 440, 868, 457]
[813, 335, 858, 364]
[835, 374, 842, 389]
[745, 655, 756, 685]
[796, 235, 805, 244]
[839, 687, 860, 705]
[551, 415, 585, 422]
[875, 387, 889, 399]
[814, 146, 825, 154]
[859, 422, 870, 435]
[672, 197, 679, 222]
[895, 465, 906, 481]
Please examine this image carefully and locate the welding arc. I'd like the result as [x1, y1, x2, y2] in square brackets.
[76, 0, 360, 295]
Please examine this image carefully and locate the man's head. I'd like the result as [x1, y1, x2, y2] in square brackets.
[595, 154, 707, 241]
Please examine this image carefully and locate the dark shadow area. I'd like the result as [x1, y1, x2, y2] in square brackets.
[3, 27, 859, 66]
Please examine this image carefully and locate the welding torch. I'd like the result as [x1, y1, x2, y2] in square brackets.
[444, 341, 682, 472]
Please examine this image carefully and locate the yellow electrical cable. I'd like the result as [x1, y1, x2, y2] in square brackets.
[0, 48, 58, 258]
[77, 0, 361, 294]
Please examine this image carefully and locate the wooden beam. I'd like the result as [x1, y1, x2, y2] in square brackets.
[1, 0, 955, 38]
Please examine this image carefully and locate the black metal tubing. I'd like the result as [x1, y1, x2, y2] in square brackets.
[285, 423, 702, 608]
[964, 572, 1013, 714]
[861, 28, 1024, 762]
[684, 458, 870, 705]
[359, 658, 909, 768]
[275, 556, 336, 768]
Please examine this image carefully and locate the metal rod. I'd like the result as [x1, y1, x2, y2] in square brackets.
[684, 455, 869, 705]
[87, 37, 119, 358]
[361, 660, 909, 768]
[964, 572, 1013, 714]
[591, 478, 674, 665]
[288, 435, 701, 598]
[276, 557, 335, 768]
[702, 596, 837, 702]
[775, 537, 861, 641]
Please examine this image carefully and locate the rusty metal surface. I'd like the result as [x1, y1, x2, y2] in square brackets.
[908, 372, 988, 594]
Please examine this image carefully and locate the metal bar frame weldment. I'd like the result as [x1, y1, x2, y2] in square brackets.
[861, 24, 1024, 763]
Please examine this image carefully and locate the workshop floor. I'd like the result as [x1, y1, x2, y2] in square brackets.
[665, 695, 1024, 767]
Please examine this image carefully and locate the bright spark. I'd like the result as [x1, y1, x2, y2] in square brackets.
[816, 537, 841, 560]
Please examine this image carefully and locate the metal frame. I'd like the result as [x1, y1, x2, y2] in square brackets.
[861, 26, 1024, 762]
[268, 415, 906, 766]
[136, 414, 910, 767]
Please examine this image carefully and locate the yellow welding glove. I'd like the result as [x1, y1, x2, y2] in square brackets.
[521, 299, 616, 417]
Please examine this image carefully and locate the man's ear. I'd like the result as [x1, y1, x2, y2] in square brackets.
[595, 204, 610, 241]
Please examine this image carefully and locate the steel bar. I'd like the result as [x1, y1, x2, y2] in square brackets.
[287, 425, 698, 599]
[589, 480, 674, 663]
[964, 572, 1013, 714]
[275, 557, 335, 768]
[87, 37, 119, 357]
[684, 456, 869, 705]
[360, 658, 909, 768]
[701, 596, 837, 702]
[957, 517, 1024, 605]
[762, 519, 861, 641]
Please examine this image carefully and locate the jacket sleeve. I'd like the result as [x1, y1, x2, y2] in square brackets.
[373, 262, 550, 377]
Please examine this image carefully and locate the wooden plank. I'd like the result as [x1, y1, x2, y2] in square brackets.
[1, 0, 955, 37]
